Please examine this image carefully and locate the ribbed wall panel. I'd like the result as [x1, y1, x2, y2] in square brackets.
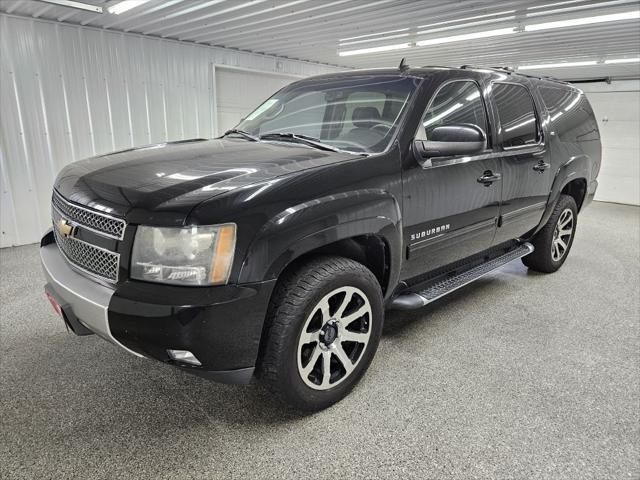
[0, 14, 342, 247]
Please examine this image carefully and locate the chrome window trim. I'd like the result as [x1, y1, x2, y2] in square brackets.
[414, 78, 492, 147]
[490, 80, 544, 151]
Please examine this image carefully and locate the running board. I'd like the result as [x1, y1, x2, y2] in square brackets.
[389, 242, 534, 310]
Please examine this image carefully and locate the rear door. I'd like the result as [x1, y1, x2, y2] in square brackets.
[401, 79, 500, 279]
[490, 82, 552, 244]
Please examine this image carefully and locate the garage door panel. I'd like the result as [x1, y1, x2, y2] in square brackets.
[595, 172, 640, 205]
[585, 88, 640, 206]
[215, 67, 299, 135]
[597, 120, 640, 147]
[587, 92, 640, 122]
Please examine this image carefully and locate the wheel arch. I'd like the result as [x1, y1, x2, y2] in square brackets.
[561, 178, 587, 212]
[536, 154, 592, 233]
[237, 190, 403, 299]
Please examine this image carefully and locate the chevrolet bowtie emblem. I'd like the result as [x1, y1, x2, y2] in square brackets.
[57, 218, 73, 237]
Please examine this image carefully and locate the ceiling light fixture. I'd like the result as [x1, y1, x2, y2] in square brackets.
[107, 0, 150, 15]
[339, 28, 410, 42]
[339, 33, 410, 47]
[416, 16, 516, 35]
[527, 0, 588, 10]
[524, 10, 639, 31]
[338, 43, 411, 56]
[604, 57, 640, 64]
[416, 27, 516, 46]
[518, 60, 598, 70]
[417, 10, 516, 29]
[37, 0, 102, 12]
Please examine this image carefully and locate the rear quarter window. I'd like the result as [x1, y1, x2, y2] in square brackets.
[539, 86, 600, 143]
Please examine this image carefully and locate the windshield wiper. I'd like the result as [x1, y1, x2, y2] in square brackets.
[259, 132, 340, 152]
[222, 129, 260, 142]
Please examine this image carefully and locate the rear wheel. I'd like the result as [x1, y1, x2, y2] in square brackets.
[258, 256, 383, 411]
[522, 194, 578, 273]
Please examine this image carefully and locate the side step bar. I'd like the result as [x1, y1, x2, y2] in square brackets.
[389, 242, 534, 310]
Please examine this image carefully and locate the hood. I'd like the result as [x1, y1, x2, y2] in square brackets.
[54, 138, 354, 223]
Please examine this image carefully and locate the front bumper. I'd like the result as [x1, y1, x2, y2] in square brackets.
[41, 241, 276, 384]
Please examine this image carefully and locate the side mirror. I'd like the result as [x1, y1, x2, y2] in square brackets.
[413, 124, 486, 160]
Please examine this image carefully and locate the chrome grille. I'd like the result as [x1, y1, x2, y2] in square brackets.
[51, 196, 122, 283]
[52, 190, 125, 240]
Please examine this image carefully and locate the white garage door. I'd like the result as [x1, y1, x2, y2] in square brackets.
[584, 81, 640, 206]
[215, 67, 300, 135]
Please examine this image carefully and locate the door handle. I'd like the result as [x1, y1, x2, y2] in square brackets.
[477, 171, 501, 186]
[533, 162, 550, 173]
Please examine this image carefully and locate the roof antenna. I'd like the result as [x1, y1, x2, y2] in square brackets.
[399, 57, 409, 72]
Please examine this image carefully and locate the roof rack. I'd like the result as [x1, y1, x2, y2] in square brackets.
[458, 65, 571, 86]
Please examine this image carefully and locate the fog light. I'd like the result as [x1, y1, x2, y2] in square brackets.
[167, 349, 202, 366]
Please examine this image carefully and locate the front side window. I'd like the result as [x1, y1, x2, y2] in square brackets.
[417, 80, 488, 141]
[492, 83, 539, 148]
[235, 76, 420, 154]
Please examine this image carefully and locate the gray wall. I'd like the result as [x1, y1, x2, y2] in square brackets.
[0, 14, 342, 247]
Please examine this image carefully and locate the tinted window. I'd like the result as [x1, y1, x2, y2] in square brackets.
[236, 76, 419, 154]
[417, 81, 488, 141]
[492, 83, 539, 148]
[540, 86, 600, 143]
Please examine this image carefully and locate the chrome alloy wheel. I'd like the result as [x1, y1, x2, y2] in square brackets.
[297, 286, 372, 390]
[552, 208, 574, 261]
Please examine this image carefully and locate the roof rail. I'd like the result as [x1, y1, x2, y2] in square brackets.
[459, 65, 513, 74]
[458, 64, 571, 86]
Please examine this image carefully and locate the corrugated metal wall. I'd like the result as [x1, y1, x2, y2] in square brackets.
[0, 14, 343, 248]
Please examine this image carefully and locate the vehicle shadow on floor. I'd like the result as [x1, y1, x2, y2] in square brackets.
[4, 262, 535, 447]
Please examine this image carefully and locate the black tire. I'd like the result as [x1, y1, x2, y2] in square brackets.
[257, 256, 384, 411]
[522, 194, 578, 273]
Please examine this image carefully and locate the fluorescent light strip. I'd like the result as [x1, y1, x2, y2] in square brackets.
[339, 33, 410, 47]
[505, 117, 535, 132]
[339, 28, 409, 42]
[605, 57, 640, 64]
[338, 43, 410, 57]
[37, 0, 103, 12]
[519, 61, 598, 70]
[526, 0, 638, 17]
[465, 91, 481, 101]
[525, 10, 640, 31]
[416, 27, 516, 46]
[108, 0, 150, 15]
[416, 15, 516, 35]
[527, 0, 588, 10]
[564, 95, 582, 112]
[424, 103, 463, 127]
[418, 10, 515, 28]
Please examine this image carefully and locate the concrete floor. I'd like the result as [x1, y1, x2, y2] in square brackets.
[1, 201, 638, 479]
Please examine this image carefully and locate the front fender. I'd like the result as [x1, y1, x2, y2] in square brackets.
[237, 189, 402, 287]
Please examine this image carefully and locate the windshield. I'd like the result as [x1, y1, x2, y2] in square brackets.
[235, 75, 420, 154]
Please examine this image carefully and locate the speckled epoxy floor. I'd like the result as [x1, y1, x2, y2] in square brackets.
[1, 201, 638, 479]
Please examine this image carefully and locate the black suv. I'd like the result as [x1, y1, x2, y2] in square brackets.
[41, 64, 601, 410]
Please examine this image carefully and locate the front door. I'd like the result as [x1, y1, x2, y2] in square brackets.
[401, 80, 500, 280]
[489, 82, 552, 244]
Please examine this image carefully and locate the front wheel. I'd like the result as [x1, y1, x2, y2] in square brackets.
[258, 256, 383, 411]
[523, 194, 578, 273]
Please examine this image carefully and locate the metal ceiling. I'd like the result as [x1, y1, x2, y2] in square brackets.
[2, 0, 639, 80]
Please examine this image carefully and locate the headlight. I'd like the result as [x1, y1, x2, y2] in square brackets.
[131, 224, 236, 286]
